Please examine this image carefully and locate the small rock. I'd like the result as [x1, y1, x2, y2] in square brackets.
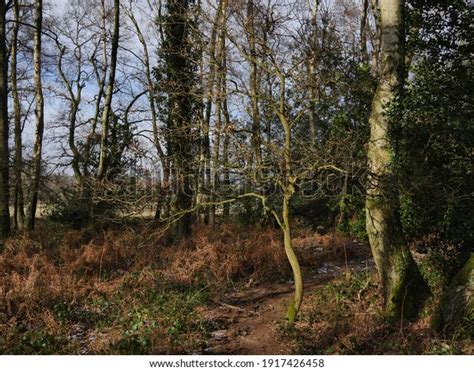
[211, 330, 227, 341]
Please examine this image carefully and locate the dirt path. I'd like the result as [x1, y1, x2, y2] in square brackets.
[201, 274, 336, 355]
[199, 257, 375, 355]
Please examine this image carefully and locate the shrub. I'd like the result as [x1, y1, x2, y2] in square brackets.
[46, 189, 92, 229]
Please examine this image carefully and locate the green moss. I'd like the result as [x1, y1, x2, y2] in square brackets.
[385, 249, 431, 320]
[286, 299, 297, 324]
[451, 254, 474, 287]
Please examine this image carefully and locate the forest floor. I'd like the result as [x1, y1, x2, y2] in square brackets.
[202, 274, 339, 354]
[1, 221, 472, 355]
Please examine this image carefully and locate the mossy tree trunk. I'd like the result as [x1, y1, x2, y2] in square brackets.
[162, 0, 197, 239]
[433, 254, 473, 333]
[365, 0, 429, 319]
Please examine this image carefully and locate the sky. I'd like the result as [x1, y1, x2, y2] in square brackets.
[11, 0, 362, 177]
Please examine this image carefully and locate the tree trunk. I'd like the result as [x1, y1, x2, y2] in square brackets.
[208, 0, 227, 228]
[11, 0, 24, 230]
[279, 74, 303, 323]
[365, 0, 429, 319]
[0, 0, 10, 240]
[433, 254, 473, 334]
[203, 0, 225, 227]
[221, 37, 231, 220]
[369, 0, 382, 77]
[283, 194, 303, 324]
[26, 0, 44, 230]
[360, 0, 370, 64]
[164, 0, 196, 239]
[307, 0, 319, 145]
[247, 0, 262, 179]
[97, 0, 120, 181]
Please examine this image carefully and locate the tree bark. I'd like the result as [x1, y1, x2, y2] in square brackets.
[365, 0, 429, 319]
[26, 0, 44, 230]
[0, 0, 10, 240]
[369, 0, 382, 77]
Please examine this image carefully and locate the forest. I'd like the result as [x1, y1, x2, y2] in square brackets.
[0, 0, 472, 356]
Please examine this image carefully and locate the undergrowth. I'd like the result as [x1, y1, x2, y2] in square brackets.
[288, 271, 473, 355]
[3, 221, 465, 355]
[1, 221, 360, 354]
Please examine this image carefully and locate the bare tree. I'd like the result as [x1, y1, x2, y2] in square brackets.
[124, 0, 170, 219]
[0, 0, 10, 240]
[206, 0, 226, 227]
[97, 0, 120, 180]
[26, 0, 44, 230]
[223, 1, 350, 322]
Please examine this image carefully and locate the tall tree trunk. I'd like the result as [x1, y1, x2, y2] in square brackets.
[11, 0, 24, 230]
[281, 75, 303, 323]
[97, 0, 120, 181]
[307, 0, 319, 145]
[247, 0, 262, 180]
[26, 0, 44, 230]
[203, 0, 224, 227]
[221, 30, 231, 219]
[164, 0, 196, 239]
[208, 0, 226, 228]
[370, 0, 382, 77]
[365, 0, 429, 319]
[272, 73, 303, 324]
[0, 0, 10, 241]
[209, 75, 222, 228]
[360, 0, 370, 64]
